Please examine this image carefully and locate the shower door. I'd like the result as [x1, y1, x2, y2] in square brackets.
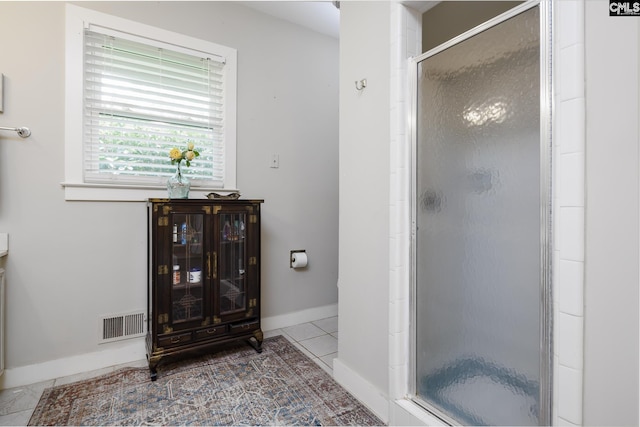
[412, 3, 551, 426]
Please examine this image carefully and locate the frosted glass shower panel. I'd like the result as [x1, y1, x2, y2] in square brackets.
[414, 6, 541, 426]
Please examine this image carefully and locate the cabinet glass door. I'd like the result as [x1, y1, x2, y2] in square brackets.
[219, 212, 246, 315]
[171, 213, 205, 324]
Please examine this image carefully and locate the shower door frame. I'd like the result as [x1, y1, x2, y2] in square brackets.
[408, 1, 553, 425]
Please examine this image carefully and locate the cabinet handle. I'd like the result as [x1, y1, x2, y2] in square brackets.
[171, 336, 181, 343]
[213, 252, 217, 279]
[207, 252, 217, 279]
[207, 328, 218, 334]
[207, 252, 211, 279]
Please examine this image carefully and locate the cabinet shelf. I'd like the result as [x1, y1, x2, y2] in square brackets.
[171, 282, 203, 290]
[221, 238, 245, 243]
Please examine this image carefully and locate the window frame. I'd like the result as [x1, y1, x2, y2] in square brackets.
[64, 4, 237, 201]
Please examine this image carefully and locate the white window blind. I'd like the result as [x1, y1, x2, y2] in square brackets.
[83, 27, 226, 186]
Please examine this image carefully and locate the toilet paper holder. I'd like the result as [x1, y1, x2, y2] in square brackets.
[290, 249, 306, 268]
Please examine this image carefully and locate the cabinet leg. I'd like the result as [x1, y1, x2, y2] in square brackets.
[147, 353, 161, 381]
[249, 329, 263, 353]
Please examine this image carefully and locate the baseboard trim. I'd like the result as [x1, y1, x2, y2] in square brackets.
[261, 303, 338, 331]
[0, 339, 146, 389]
[391, 398, 446, 426]
[1, 304, 339, 390]
[333, 357, 390, 423]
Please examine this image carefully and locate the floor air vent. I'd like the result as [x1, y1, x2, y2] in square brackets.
[100, 312, 146, 343]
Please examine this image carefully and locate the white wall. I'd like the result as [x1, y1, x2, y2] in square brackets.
[0, 1, 339, 386]
[335, 1, 391, 421]
[583, 1, 639, 425]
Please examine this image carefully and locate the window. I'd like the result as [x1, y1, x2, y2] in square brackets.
[65, 5, 237, 201]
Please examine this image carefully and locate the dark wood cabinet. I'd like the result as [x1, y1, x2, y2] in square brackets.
[146, 198, 263, 380]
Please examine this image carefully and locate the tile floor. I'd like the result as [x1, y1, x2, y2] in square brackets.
[0, 316, 339, 426]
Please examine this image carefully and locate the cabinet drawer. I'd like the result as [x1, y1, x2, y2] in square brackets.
[158, 332, 192, 348]
[194, 325, 227, 341]
[229, 320, 260, 334]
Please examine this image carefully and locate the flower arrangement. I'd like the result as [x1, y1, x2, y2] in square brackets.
[169, 142, 200, 167]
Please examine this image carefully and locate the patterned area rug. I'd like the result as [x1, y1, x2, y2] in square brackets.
[28, 335, 383, 426]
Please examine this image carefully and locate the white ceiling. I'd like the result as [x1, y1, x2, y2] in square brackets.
[242, 1, 340, 39]
[241, 1, 439, 40]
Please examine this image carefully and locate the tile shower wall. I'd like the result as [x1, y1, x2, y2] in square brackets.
[388, 2, 421, 403]
[554, 0, 586, 425]
[388, 1, 586, 425]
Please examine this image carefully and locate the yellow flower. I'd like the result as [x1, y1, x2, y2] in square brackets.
[169, 148, 182, 160]
[169, 142, 199, 167]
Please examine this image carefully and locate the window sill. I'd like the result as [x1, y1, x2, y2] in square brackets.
[61, 182, 238, 202]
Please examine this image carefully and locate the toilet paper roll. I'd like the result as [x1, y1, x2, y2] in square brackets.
[291, 252, 308, 268]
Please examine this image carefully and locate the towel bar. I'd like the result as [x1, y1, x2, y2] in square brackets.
[0, 126, 30, 138]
